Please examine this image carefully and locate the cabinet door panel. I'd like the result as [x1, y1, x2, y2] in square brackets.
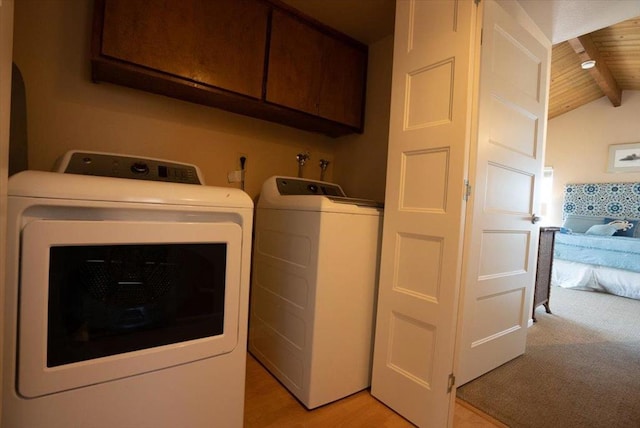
[101, 0, 268, 99]
[267, 9, 366, 129]
[319, 36, 366, 128]
[266, 9, 324, 116]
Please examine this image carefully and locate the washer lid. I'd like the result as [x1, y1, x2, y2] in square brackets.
[257, 176, 383, 213]
[8, 170, 253, 209]
[325, 196, 384, 208]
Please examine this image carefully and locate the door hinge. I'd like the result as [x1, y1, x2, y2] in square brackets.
[447, 373, 456, 393]
[463, 180, 472, 201]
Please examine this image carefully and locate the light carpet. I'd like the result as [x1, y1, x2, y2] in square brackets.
[456, 286, 640, 428]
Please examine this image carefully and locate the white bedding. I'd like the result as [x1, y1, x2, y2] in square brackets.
[551, 259, 640, 300]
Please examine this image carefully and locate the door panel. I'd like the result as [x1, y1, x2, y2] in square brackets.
[267, 9, 366, 128]
[484, 164, 534, 214]
[102, 0, 269, 99]
[456, 0, 550, 386]
[492, 26, 542, 100]
[319, 36, 366, 127]
[396, 233, 443, 298]
[478, 230, 529, 277]
[266, 9, 324, 115]
[489, 97, 538, 157]
[401, 149, 449, 212]
[405, 60, 455, 128]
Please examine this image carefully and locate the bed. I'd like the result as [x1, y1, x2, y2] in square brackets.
[551, 182, 640, 300]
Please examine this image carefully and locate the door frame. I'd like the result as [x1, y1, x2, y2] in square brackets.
[0, 0, 16, 421]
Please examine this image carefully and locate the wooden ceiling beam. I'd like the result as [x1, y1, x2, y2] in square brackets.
[568, 35, 622, 107]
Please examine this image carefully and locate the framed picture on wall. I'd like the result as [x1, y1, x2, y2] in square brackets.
[607, 142, 640, 173]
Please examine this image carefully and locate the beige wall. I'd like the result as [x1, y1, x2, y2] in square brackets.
[12, 0, 391, 201]
[333, 35, 393, 203]
[545, 90, 640, 226]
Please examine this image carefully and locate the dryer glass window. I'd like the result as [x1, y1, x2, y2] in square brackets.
[47, 243, 227, 367]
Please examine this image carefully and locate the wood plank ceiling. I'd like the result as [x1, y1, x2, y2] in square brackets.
[549, 16, 640, 119]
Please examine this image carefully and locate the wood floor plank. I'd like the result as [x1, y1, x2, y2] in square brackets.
[244, 353, 500, 427]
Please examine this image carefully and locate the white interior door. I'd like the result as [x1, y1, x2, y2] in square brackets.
[456, 0, 550, 386]
[370, 1, 478, 426]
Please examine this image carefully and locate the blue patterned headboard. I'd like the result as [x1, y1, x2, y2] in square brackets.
[563, 182, 640, 219]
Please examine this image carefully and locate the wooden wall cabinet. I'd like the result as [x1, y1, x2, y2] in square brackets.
[91, 0, 367, 137]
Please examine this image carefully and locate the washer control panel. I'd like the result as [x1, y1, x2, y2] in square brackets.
[276, 177, 345, 197]
[56, 151, 203, 184]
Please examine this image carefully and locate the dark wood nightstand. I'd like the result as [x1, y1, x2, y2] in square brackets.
[532, 227, 561, 322]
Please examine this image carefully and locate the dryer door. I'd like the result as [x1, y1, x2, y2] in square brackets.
[18, 220, 242, 398]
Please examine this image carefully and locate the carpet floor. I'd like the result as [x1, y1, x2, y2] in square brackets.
[456, 286, 640, 428]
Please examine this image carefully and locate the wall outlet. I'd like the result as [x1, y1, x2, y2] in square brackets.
[227, 170, 244, 183]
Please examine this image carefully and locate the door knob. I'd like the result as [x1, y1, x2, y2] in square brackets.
[531, 213, 541, 224]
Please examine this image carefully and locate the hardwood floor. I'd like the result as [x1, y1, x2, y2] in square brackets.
[244, 353, 504, 427]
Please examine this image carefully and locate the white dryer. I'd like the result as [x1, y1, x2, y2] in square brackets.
[2, 151, 253, 427]
[249, 176, 383, 409]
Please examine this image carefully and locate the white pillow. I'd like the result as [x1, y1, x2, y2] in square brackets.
[585, 224, 617, 236]
[562, 215, 605, 233]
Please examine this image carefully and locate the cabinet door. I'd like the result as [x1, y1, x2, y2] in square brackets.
[266, 9, 366, 129]
[100, 0, 269, 99]
[319, 36, 366, 128]
[266, 10, 324, 117]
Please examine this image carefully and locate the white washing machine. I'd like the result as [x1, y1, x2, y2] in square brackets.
[2, 151, 253, 428]
[249, 176, 383, 409]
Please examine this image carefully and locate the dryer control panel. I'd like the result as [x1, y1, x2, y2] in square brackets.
[55, 151, 203, 184]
